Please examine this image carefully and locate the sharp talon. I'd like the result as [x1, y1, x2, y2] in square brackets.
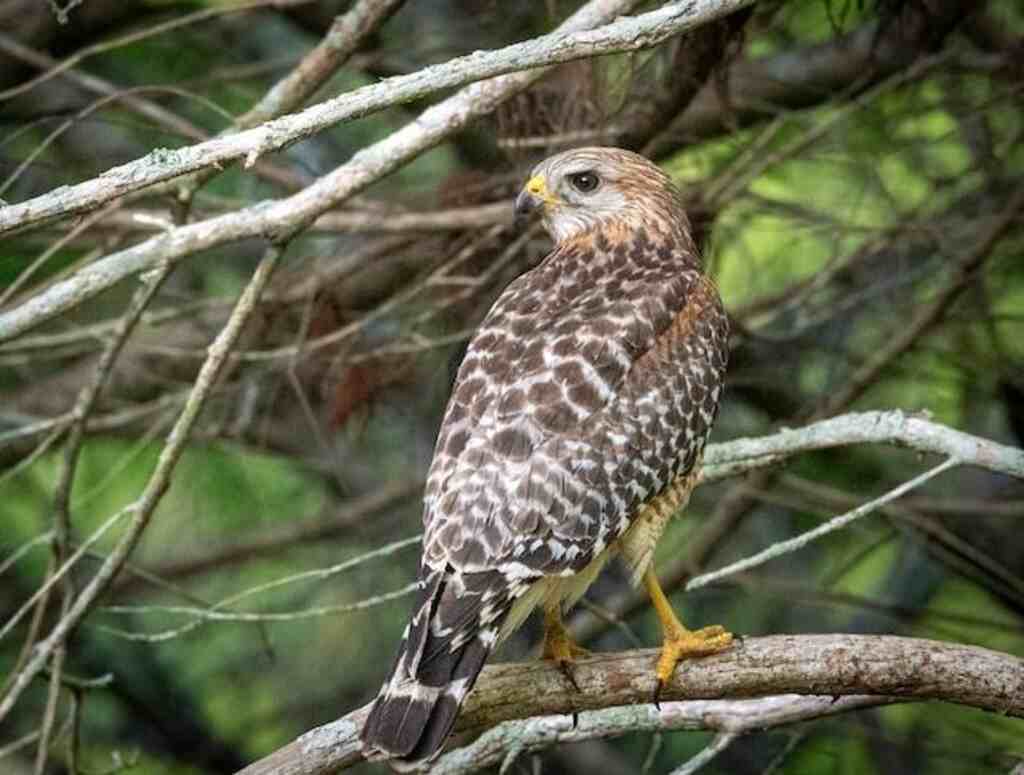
[652, 679, 664, 707]
[542, 607, 590, 695]
[650, 622, 734, 707]
[643, 570, 734, 710]
[559, 660, 581, 692]
[572, 711, 579, 729]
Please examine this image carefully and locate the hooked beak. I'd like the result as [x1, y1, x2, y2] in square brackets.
[514, 175, 555, 221]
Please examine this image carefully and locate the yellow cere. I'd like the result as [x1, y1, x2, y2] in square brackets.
[526, 175, 554, 203]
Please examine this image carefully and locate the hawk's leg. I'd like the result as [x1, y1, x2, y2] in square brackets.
[541, 604, 590, 691]
[643, 567, 732, 704]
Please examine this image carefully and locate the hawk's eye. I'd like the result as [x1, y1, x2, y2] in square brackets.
[568, 171, 600, 193]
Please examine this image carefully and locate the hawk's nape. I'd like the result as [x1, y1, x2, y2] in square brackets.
[361, 147, 732, 766]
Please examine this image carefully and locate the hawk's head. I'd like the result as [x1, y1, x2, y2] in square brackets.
[514, 147, 686, 243]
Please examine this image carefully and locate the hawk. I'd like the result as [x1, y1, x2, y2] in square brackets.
[361, 147, 732, 765]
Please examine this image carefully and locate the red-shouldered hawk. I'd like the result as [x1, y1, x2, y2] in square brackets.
[361, 147, 732, 766]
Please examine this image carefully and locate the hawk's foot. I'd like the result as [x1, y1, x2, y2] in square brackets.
[653, 622, 733, 704]
[541, 607, 590, 692]
[643, 566, 733, 704]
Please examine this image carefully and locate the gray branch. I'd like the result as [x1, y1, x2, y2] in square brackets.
[434, 692, 888, 773]
[701, 410, 1024, 482]
[434, 695, 888, 775]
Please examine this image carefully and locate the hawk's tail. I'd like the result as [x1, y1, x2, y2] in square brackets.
[361, 566, 517, 765]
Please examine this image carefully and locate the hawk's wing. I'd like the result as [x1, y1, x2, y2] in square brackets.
[362, 235, 728, 764]
[423, 238, 727, 578]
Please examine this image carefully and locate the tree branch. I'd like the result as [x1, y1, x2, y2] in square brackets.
[0, 0, 645, 345]
[689, 457, 960, 591]
[237, 634, 1024, 774]
[0, 243, 286, 722]
[233, 0, 407, 130]
[0, 0, 755, 237]
[701, 410, 1024, 482]
[432, 695, 889, 775]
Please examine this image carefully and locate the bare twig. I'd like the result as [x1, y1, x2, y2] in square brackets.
[687, 457, 960, 591]
[0, 0, 313, 102]
[97, 583, 419, 643]
[112, 478, 423, 593]
[817, 185, 1024, 416]
[0, 33, 211, 143]
[0, 242, 286, 721]
[96, 535, 420, 642]
[0, 0, 753, 293]
[235, 0, 407, 129]
[646, 0, 978, 156]
[667, 731, 737, 775]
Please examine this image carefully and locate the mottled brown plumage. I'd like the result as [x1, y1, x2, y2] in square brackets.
[361, 148, 730, 767]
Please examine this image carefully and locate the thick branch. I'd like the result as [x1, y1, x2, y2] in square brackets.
[237, 634, 1024, 775]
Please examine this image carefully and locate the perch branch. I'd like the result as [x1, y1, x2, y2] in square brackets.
[236, 634, 1024, 775]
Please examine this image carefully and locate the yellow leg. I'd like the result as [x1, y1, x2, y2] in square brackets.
[541, 605, 590, 690]
[643, 567, 732, 702]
